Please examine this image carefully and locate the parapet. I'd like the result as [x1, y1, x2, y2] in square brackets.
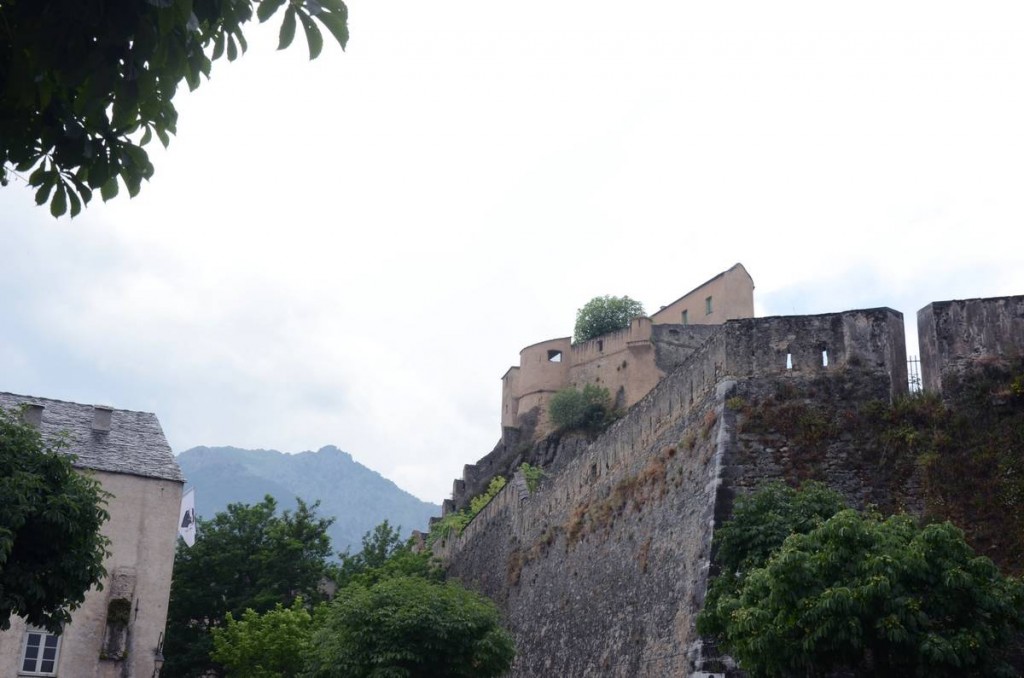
[722, 307, 908, 398]
[918, 295, 1024, 393]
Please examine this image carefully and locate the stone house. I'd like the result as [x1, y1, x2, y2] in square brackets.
[0, 393, 184, 678]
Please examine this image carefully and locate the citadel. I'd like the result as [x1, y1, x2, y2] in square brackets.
[430, 264, 1024, 677]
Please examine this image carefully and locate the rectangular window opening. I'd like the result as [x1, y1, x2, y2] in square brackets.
[681, 309, 689, 325]
[786, 353, 793, 370]
[547, 350, 562, 363]
[705, 296, 713, 315]
[597, 340, 603, 352]
[21, 630, 61, 676]
[822, 349, 829, 367]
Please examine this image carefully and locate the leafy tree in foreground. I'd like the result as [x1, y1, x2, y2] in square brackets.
[306, 576, 515, 678]
[211, 598, 313, 678]
[162, 495, 334, 678]
[548, 384, 614, 434]
[573, 295, 646, 343]
[336, 520, 443, 590]
[0, 0, 348, 217]
[699, 484, 1024, 677]
[0, 408, 110, 633]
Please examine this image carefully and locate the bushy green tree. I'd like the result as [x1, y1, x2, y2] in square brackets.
[0, 408, 111, 633]
[548, 384, 613, 434]
[699, 484, 1024, 677]
[211, 599, 314, 678]
[336, 520, 442, 589]
[306, 576, 515, 678]
[0, 0, 348, 217]
[163, 496, 334, 678]
[573, 295, 646, 342]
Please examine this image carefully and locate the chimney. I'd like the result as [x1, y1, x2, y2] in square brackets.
[22, 404, 44, 428]
[92, 406, 113, 432]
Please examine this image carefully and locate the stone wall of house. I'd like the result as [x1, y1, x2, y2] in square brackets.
[0, 471, 182, 678]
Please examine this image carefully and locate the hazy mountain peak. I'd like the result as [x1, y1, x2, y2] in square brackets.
[176, 445, 438, 553]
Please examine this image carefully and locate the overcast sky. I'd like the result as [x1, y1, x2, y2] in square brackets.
[2, 1, 1023, 503]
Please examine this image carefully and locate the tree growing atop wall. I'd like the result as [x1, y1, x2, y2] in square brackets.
[0, 0, 348, 217]
[698, 483, 1024, 677]
[573, 295, 646, 343]
[0, 408, 111, 633]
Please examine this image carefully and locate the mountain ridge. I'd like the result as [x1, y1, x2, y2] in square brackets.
[176, 444, 439, 554]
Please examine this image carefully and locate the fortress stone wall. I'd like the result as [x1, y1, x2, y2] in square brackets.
[918, 295, 1024, 394]
[435, 306, 920, 676]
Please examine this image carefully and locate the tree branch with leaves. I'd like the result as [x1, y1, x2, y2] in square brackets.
[0, 0, 348, 217]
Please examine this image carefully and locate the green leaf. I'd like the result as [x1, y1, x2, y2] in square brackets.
[50, 184, 68, 218]
[226, 35, 238, 62]
[68, 190, 82, 218]
[100, 177, 119, 202]
[34, 178, 56, 206]
[212, 31, 226, 60]
[318, 12, 349, 50]
[298, 11, 323, 60]
[257, 0, 288, 23]
[279, 7, 297, 50]
[156, 127, 171, 148]
[141, 127, 153, 146]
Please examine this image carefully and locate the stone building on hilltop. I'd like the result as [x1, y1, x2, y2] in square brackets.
[0, 393, 184, 678]
[501, 263, 755, 439]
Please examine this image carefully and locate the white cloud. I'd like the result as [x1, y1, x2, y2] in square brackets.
[2, 0, 1023, 501]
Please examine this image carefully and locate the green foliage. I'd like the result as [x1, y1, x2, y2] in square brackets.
[0, 408, 111, 633]
[428, 476, 508, 547]
[548, 384, 614, 434]
[305, 576, 515, 678]
[699, 484, 1024, 677]
[573, 295, 646, 343]
[211, 598, 314, 678]
[162, 495, 334, 678]
[335, 521, 442, 590]
[0, 0, 348, 217]
[708, 481, 847, 581]
[519, 462, 545, 493]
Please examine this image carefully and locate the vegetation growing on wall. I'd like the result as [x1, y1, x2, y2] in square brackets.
[428, 476, 508, 547]
[519, 463, 545, 493]
[548, 384, 616, 435]
[728, 361, 1024, 575]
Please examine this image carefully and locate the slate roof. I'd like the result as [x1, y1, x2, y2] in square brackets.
[0, 392, 185, 483]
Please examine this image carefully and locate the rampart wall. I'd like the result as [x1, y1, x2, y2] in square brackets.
[918, 295, 1024, 394]
[436, 308, 909, 676]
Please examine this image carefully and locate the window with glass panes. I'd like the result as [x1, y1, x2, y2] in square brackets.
[20, 629, 61, 676]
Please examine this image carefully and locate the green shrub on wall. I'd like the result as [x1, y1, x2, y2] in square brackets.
[548, 384, 614, 434]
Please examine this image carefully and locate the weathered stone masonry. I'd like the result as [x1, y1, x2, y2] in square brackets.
[436, 307, 920, 677]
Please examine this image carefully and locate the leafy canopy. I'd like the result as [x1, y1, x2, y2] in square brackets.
[573, 295, 646, 343]
[0, 408, 111, 633]
[210, 522, 507, 678]
[162, 495, 334, 678]
[306, 576, 516, 678]
[335, 519, 443, 590]
[698, 483, 1024, 678]
[0, 0, 348, 217]
[211, 598, 313, 678]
